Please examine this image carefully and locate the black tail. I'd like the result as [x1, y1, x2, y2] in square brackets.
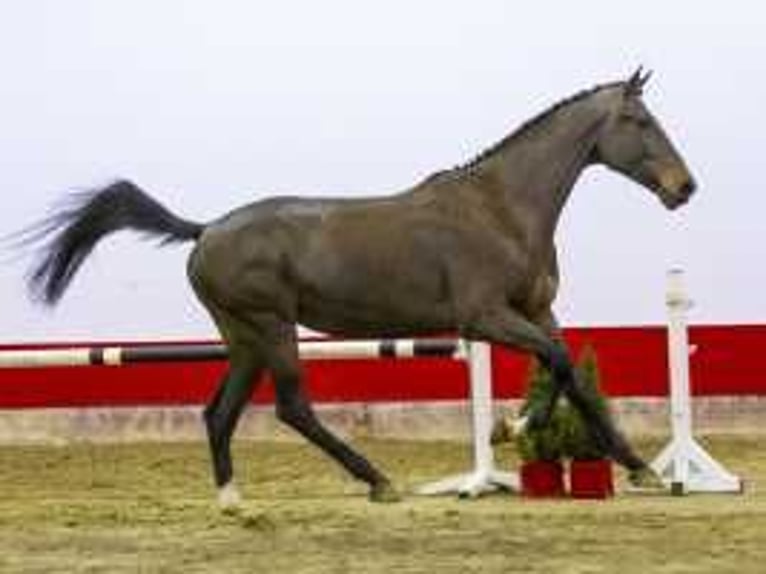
[24, 179, 204, 305]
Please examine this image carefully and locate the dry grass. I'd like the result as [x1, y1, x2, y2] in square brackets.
[0, 436, 764, 573]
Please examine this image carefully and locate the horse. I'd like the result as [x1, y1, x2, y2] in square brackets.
[22, 68, 695, 506]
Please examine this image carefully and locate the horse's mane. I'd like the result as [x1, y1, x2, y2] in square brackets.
[429, 80, 625, 181]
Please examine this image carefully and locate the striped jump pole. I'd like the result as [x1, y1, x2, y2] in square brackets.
[0, 337, 518, 498]
[0, 338, 462, 368]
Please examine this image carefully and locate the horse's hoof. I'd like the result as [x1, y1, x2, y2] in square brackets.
[628, 467, 665, 491]
[218, 482, 243, 512]
[369, 481, 402, 503]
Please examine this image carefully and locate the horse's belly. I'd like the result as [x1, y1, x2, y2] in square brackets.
[296, 287, 455, 338]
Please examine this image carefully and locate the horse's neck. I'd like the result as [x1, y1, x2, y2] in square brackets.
[480, 102, 606, 249]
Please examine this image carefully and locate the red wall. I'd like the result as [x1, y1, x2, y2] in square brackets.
[1, 325, 764, 408]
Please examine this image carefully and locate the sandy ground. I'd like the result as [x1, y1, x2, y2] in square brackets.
[1, 436, 764, 573]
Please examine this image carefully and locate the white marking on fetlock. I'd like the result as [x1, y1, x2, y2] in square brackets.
[218, 482, 242, 510]
[512, 416, 529, 435]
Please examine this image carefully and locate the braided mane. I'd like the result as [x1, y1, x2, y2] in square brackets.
[437, 80, 625, 179]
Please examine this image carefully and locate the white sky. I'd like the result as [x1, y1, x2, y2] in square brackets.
[1, 1, 764, 342]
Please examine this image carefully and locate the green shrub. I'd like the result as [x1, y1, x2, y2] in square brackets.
[515, 360, 567, 462]
[561, 345, 612, 460]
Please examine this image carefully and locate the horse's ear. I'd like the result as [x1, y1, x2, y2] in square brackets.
[625, 67, 652, 96]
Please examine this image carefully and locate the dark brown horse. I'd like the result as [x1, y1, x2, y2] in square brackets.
[24, 69, 695, 506]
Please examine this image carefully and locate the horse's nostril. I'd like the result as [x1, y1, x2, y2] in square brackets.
[680, 179, 696, 198]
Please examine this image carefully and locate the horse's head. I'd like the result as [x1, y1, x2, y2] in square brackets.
[593, 68, 696, 209]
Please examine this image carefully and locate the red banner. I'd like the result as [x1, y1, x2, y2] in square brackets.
[1, 325, 764, 408]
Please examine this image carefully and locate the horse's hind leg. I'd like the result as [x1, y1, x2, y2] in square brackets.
[192, 291, 265, 508]
[203, 349, 263, 509]
[263, 320, 400, 502]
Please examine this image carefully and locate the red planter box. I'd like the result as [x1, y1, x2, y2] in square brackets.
[520, 461, 566, 498]
[569, 459, 614, 499]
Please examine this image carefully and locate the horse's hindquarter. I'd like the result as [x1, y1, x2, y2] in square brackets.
[189, 198, 337, 320]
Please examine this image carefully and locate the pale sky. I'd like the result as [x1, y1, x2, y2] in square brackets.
[1, 1, 764, 342]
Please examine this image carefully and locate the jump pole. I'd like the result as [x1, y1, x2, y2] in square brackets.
[650, 269, 742, 494]
[0, 338, 463, 367]
[0, 337, 517, 498]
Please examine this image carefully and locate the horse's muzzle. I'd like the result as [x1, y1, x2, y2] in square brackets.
[658, 168, 696, 210]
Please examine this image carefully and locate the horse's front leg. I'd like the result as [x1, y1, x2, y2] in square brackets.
[467, 306, 662, 488]
[488, 312, 568, 440]
[516, 312, 567, 431]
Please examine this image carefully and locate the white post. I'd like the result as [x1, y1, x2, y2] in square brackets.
[468, 340, 494, 478]
[417, 341, 518, 497]
[650, 269, 742, 494]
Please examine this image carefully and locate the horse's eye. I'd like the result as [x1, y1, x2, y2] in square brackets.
[620, 113, 651, 129]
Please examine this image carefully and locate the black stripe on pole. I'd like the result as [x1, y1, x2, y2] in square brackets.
[120, 344, 228, 364]
[412, 339, 460, 357]
[379, 340, 396, 358]
[88, 348, 104, 365]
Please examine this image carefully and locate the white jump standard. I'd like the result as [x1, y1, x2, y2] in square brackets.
[418, 340, 518, 497]
[650, 269, 742, 494]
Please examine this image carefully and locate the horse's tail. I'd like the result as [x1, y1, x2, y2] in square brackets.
[24, 179, 204, 305]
